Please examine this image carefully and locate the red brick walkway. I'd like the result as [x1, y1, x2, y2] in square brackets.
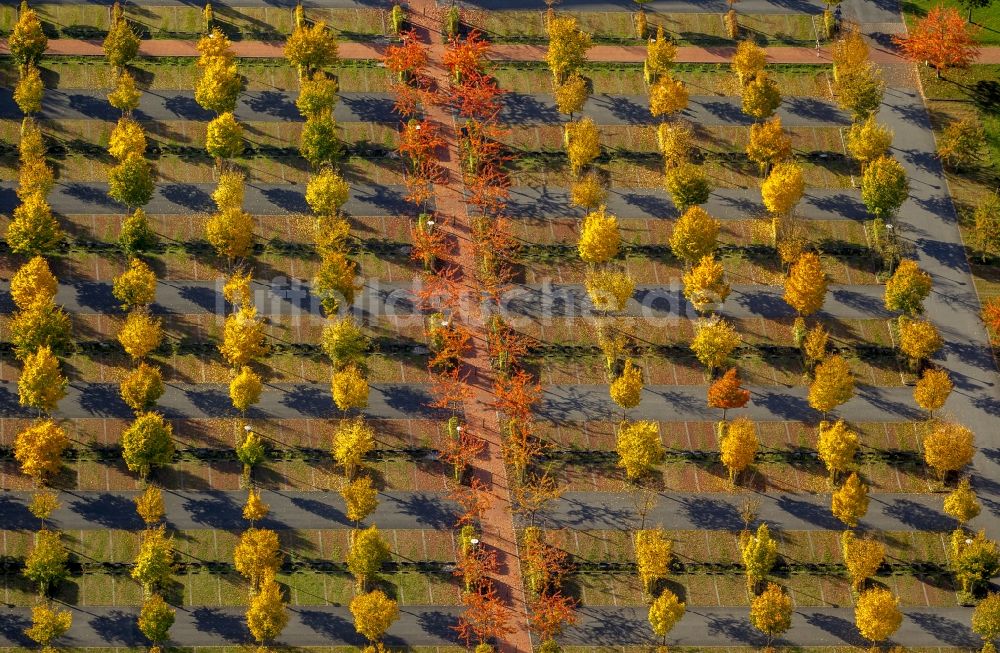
[401, 3, 534, 653]
[8, 37, 1000, 64]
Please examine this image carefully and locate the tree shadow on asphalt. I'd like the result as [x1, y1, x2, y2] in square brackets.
[191, 606, 246, 642]
[298, 609, 364, 645]
[65, 492, 144, 530]
[803, 611, 863, 645]
[90, 609, 144, 646]
[908, 612, 980, 647]
[0, 611, 30, 646]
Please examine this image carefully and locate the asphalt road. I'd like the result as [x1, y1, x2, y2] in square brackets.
[869, 87, 1000, 540]
[0, 90, 848, 127]
[502, 186, 869, 221]
[0, 605, 463, 647]
[0, 605, 976, 647]
[498, 93, 850, 127]
[0, 182, 413, 217]
[0, 279, 891, 320]
[562, 606, 978, 647]
[0, 381, 442, 420]
[541, 491, 955, 532]
[0, 490, 459, 531]
[0, 381, 916, 422]
[0, 90, 399, 124]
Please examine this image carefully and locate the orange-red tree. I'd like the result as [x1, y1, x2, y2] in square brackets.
[530, 592, 578, 643]
[894, 7, 980, 78]
[707, 367, 750, 420]
[454, 582, 514, 646]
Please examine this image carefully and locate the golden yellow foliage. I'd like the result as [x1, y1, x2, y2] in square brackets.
[914, 367, 952, 415]
[616, 420, 663, 480]
[841, 531, 885, 590]
[817, 419, 859, 481]
[690, 317, 741, 372]
[657, 120, 692, 166]
[649, 74, 688, 118]
[341, 475, 379, 523]
[683, 255, 730, 313]
[732, 39, 767, 85]
[18, 346, 66, 413]
[648, 589, 685, 641]
[854, 587, 902, 644]
[585, 268, 634, 313]
[333, 417, 375, 480]
[832, 471, 869, 528]
[545, 16, 592, 83]
[230, 366, 263, 413]
[610, 359, 644, 410]
[719, 416, 758, 482]
[898, 317, 942, 363]
[578, 205, 620, 264]
[749, 583, 793, 640]
[761, 161, 804, 216]
[10, 256, 57, 310]
[118, 310, 163, 360]
[306, 168, 350, 216]
[206, 207, 254, 260]
[350, 589, 399, 643]
[670, 206, 720, 264]
[565, 117, 601, 175]
[746, 116, 792, 172]
[808, 354, 854, 414]
[943, 476, 981, 525]
[120, 361, 165, 412]
[219, 305, 267, 367]
[134, 485, 165, 526]
[14, 419, 68, 481]
[923, 420, 975, 480]
[246, 577, 288, 644]
[223, 268, 253, 307]
[332, 365, 369, 412]
[25, 603, 71, 647]
[243, 487, 270, 523]
[212, 169, 245, 212]
[635, 528, 672, 596]
[108, 117, 146, 161]
[570, 172, 607, 209]
[112, 257, 157, 310]
[554, 73, 590, 116]
[846, 115, 893, 168]
[234, 527, 282, 590]
[784, 252, 828, 317]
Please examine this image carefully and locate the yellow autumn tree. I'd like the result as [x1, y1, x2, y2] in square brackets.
[670, 206, 720, 265]
[914, 367, 952, 415]
[746, 116, 792, 173]
[898, 317, 943, 366]
[841, 531, 885, 590]
[108, 117, 147, 161]
[350, 589, 399, 643]
[333, 417, 375, 480]
[25, 603, 72, 649]
[847, 116, 893, 170]
[233, 527, 282, 590]
[223, 268, 253, 307]
[749, 583, 793, 644]
[817, 419, 859, 482]
[761, 161, 805, 216]
[635, 528, 672, 597]
[683, 255, 730, 313]
[135, 485, 165, 526]
[206, 207, 254, 260]
[246, 577, 288, 644]
[719, 416, 758, 483]
[18, 346, 67, 413]
[341, 474, 379, 523]
[808, 354, 854, 415]
[657, 120, 692, 166]
[14, 419, 68, 481]
[690, 317, 742, 373]
[306, 167, 350, 217]
[884, 258, 932, 316]
[616, 420, 663, 481]
[332, 365, 369, 412]
[741, 523, 779, 591]
[10, 256, 57, 311]
[112, 257, 157, 310]
[243, 486, 270, 523]
[784, 252, 828, 317]
[545, 16, 592, 83]
[648, 589, 685, 646]
[565, 117, 601, 175]
[741, 72, 782, 121]
[645, 25, 676, 82]
[943, 476, 981, 525]
[923, 421, 975, 480]
[578, 205, 620, 264]
[285, 20, 339, 74]
[855, 587, 902, 645]
[570, 172, 607, 209]
[212, 169, 245, 212]
[219, 305, 267, 367]
[554, 73, 590, 117]
[585, 268, 635, 313]
[610, 359, 644, 411]
[118, 310, 163, 360]
[120, 361, 165, 412]
[230, 366, 263, 413]
[649, 74, 689, 119]
[832, 471, 869, 528]
[732, 40, 767, 85]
